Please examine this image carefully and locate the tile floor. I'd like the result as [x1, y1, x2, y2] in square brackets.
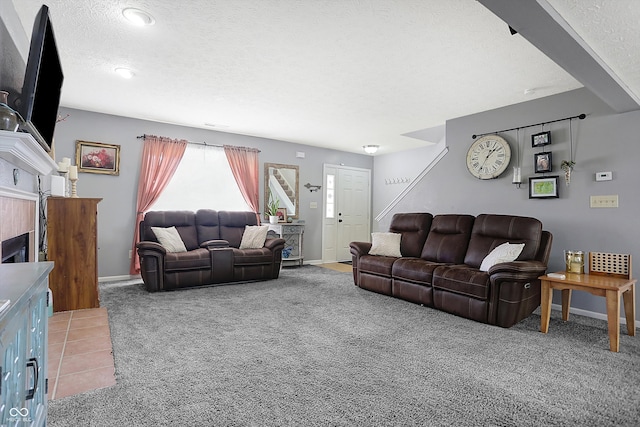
[47, 307, 116, 400]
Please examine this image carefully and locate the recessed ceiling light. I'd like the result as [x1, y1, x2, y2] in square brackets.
[122, 8, 155, 26]
[115, 67, 135, 79]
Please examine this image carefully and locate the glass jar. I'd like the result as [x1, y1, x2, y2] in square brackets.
[565, 250, 584, 273]
[0, 90, 20, 132]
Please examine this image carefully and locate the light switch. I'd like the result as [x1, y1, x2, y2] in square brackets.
[595, 171, 612, 181]
[310, 202, 318, 209]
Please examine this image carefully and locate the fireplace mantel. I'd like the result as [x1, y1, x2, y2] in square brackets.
[0, 130, 57, 176]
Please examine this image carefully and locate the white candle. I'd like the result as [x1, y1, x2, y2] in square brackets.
[58, 161, 68, 172]
[62, 157, 71, 166]
[69, 165, 78, 180]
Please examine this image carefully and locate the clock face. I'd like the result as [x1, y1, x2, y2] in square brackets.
[466, 135, 511, 180]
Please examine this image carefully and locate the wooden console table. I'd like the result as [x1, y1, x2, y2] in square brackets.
[540, 272, 636, 352]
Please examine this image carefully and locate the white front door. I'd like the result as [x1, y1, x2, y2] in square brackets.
[322, 165, 371, 262]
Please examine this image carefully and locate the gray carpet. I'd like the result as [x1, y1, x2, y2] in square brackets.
[49, 266, 640, 426]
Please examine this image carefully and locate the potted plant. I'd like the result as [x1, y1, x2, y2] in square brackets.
[266, 192, 280, 224]
[561, 160, 575, 186]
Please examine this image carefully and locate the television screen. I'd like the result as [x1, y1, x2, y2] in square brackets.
[17, 5, 64, 153]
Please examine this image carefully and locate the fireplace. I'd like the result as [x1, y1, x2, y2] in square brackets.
[1, 232, 30, 263]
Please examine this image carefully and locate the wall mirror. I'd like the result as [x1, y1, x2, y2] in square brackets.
[264, 163, 299, 219]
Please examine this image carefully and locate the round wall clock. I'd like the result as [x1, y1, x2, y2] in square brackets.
[466, 135, 511, 180]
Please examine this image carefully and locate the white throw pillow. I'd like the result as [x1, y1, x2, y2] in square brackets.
[151, 226, 187, 253]
[239, 225, 269, 249]
[369, 232, 402, 257]
[479, 242, 525, 272]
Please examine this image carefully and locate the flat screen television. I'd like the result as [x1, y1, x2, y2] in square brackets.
[16, 5, 64, 153]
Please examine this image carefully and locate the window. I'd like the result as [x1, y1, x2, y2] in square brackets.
[150, 144, 250, 212]
[325, 174, 335, 218]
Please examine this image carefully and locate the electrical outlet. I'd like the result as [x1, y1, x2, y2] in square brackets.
[590, 195, 618, 208]
[128, 250, 132, 259]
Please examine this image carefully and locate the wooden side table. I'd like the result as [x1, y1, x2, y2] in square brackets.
[540, 272, 636, 352]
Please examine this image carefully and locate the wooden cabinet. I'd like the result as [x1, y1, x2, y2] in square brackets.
[0, 262, 53, 427]
[47, 197, 102, 312]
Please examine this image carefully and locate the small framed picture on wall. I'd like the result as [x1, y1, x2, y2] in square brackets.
[534, 152, 553, 173]
[531, 131, 551, 147]
[529, 176, 559, 199]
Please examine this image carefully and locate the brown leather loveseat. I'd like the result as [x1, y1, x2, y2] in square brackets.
[137, 210, 285, 292]
[350, 213, 553, 327]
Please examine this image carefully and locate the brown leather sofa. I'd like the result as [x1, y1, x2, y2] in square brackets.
[137, 210, 285, 292]
[350, 213, 553, 327]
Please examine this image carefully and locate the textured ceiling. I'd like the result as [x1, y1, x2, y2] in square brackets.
[10, 0, 639, 154]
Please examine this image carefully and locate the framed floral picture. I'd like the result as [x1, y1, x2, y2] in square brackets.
[529, 176, 559, 199]
[276, 207, 287, 223]
[75, 140, 120, 175]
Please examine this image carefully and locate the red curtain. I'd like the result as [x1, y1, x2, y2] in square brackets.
[224, 145, 261, 223]
[130, 135, 187, 274]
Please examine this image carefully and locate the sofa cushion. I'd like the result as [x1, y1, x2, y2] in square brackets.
[369, 232, 402, 257]
[421, 214, 475, 263]
[479, 242, 525, 272]
[232, 248, 275, 265]
[239, 225, 269, 249]
[151, 226, 187, 253]
[143, 210, 200, 250]
[389, 213, 433, 257]
[359, 254, 396, 277]
[392, 258, 443, 286]
[432, 265, 490, 300]
[463, 214, 542, 269]
[164, 248, 211, 271]
[196, 209, 220, 243]
[219, 211, 259, 248]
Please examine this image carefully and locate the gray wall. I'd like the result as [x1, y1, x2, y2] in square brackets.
[51, 108, 373, 277]
[374, 88, 639, 321]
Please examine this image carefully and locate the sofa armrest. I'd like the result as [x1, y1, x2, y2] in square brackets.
[137, 241, 166, 255]
[264, 237, 286, 250]
[136, 241, 167, 292]
[201, 239, 230, 249]
[487, 260, 548, 279]
[350, 241, 372, 257]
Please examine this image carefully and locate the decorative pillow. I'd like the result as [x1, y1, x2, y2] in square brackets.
[239, 225, 269, 249]
[151, 226, 187, 253]
[479, 242, 525, 272]
[369, 232, 402, 257]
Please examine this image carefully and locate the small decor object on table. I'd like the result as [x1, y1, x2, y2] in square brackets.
[266, 192, 280, 225]
[276, 207, 287, 223]
[529, 176, 559, 199]
[564, 250, 584, 273]
[76, 140, 120, 175]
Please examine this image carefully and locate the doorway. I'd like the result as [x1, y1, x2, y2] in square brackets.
[322, 164, 371, 263]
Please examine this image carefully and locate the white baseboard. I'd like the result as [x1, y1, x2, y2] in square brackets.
[551, 303, 640, 328]
[99, 274, 141, 283]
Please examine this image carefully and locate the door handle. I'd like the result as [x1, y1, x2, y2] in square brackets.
[26, 357, 38, 400]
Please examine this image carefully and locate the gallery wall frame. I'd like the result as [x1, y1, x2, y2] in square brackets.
[534, 151, 553, 173]
[529, 176, 559, 199]
[531, 131, 551, 147]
